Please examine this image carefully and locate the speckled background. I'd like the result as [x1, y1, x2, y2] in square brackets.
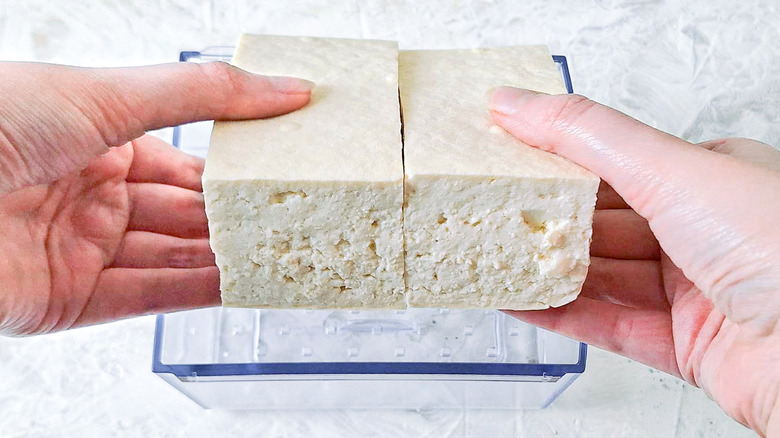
[1, 0, 776, 436]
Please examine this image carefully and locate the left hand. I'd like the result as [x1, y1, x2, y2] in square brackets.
[0, 61, 313, 335]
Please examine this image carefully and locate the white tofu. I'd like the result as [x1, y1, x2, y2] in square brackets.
[203, 35, 405, 308]
[399, 47, 599, 309]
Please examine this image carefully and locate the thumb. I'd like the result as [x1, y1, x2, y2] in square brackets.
[486, 87, 707, 218]
[0, 61, 312, 193]
[487, 87, 780, 331]
[68, 61, 315, 146]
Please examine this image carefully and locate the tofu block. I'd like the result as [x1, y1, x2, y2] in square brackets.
[399, 47, 599, 309]
[203, 35, 405, 308]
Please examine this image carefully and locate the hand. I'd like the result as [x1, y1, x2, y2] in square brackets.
[488, 88, 780, 437]
[0, 62, 313, 335]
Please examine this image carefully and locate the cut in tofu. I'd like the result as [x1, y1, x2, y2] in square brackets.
[203, 35, 405, 308]
[399, 47, 599, 310]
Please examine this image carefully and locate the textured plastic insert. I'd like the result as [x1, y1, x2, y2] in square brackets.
[159, 307, 579, 366]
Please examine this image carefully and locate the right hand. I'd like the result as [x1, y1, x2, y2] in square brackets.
[489, 87, 780, 437]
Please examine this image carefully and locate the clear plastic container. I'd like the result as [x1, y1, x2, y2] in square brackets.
[152, 48, 586, 410]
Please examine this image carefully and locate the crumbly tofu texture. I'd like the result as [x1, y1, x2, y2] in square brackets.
[203, 35, 404, 308]
[399, 47, 599, 309]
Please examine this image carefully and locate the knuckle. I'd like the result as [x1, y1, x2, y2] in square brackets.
[607, 316, 635, 355]
[173, 192, 203, 213]
[197, 62, 240, 94]
[544, 94, 598, 131]
[168, 240, 200, 268]
[196, 62, 240, 115]
[701, 137, 762, 150]
[187, 155, 206, 184]
[710, 137, 743, 149]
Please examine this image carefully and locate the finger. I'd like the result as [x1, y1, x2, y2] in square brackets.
[127, 135, 204, 191]
[487, 87, 715, 217]
[112, 231, 214, 268]
[0, 62, 311, 194]
[698, 138, 780, 172]
[62, 61, 314, 146]
[127, 183, 208, 238]
[98, 62, 313, 143]
[487, 89, 780, 333]
[73, 267, 220, 327]
[591, 209, 660, 260]
[504, 298, 679, 377]
[582, 257, 668, 310]
[596, 180, 629, 209]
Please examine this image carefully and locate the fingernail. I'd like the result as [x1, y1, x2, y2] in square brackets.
[487, 87, 540, 115]
[267, 76, 316, 94]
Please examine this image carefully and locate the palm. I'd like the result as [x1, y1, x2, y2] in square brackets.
[661, 255, 714, 376]
[0, 137, 218, 336]
[663, 257, 772, 427]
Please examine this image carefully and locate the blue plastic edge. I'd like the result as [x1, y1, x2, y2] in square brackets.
[552, 55, 574, 93]
[154, 51, 587, 379]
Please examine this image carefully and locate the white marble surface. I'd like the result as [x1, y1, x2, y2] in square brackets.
[1, 0, 777, 436]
